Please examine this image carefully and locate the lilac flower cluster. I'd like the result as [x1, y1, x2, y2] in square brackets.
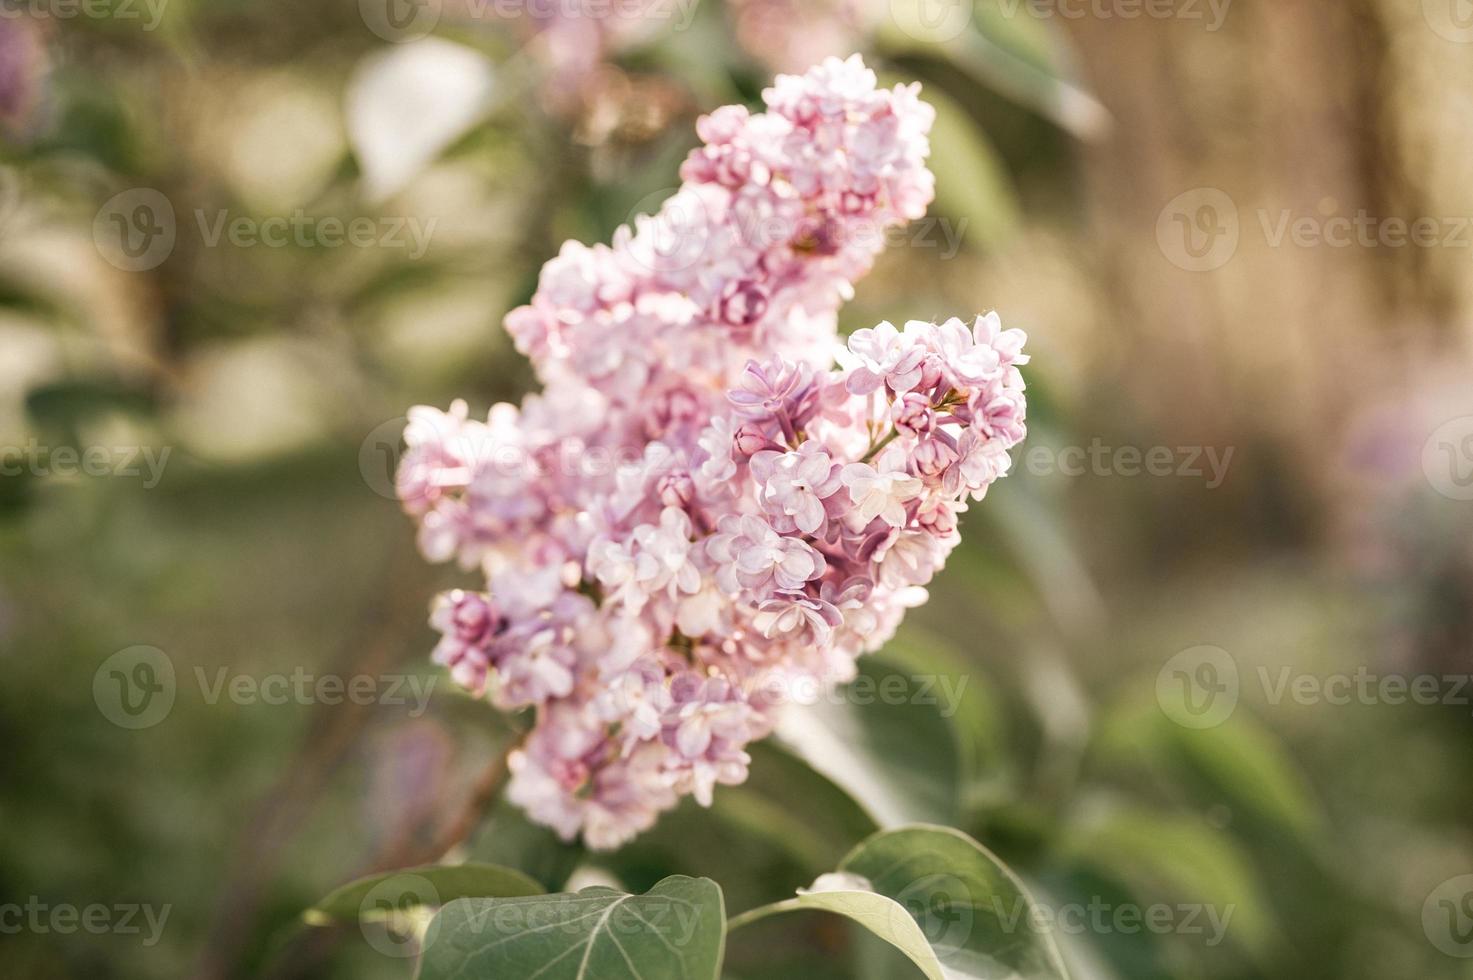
[396, 56, 1029, 849]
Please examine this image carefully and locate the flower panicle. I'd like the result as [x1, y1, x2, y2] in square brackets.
[394, 56, 1028, 850]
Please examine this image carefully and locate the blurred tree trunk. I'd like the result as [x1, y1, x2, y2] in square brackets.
[1061, 0, 1467, 525]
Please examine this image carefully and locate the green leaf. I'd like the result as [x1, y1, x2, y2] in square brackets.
[878, 5, 1109, 139]
[1057, 801, 1276, 961]
[1168, 720, 1323, 841]
[1094, 694, 1323, 842]
[25, 378, 157, 434]
[772, 657, 963, 827]
[880, 626, 1007, 791]
[303, 863, 543, 926]
[731, 880, 949, 980]
[417, 875, 725, 980]
[731, 825, 1070, 980]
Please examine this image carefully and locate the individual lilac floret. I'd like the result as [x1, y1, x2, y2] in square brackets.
[428, 590, 501, 695]
[706, 513, 827, 595]
[841, 449, 925, 528]
[751, 442, 842, 534]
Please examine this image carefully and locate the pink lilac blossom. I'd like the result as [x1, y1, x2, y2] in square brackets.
[395, 56, 1030, 850]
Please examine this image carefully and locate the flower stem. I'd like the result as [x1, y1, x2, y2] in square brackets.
[861, 427, 899, 462]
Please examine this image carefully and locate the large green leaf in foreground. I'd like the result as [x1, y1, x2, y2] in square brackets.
[730, 825, 1069, 980]
[417, 875, 725, 980]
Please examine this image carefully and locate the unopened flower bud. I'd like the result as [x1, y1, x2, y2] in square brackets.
[658, 471, 696, 509]
[910, 437, 957, 480]
[446, 590, 500, 643]
[917, 355, 946, 392]
[891, 392, 935, 436]
[733, 422, 773, 458]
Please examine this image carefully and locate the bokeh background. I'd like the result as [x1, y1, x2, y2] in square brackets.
[3, 0, 1472, 977]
